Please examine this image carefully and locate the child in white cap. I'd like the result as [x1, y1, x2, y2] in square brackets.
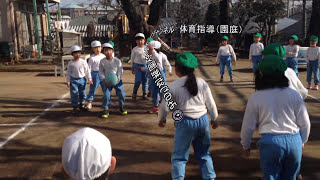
[131, 33, 149, 100]
[66, 45, 93, 116]
[62, 127, 116, 180]
[99, 42, 127, 118]
[86, 40, 106, 110]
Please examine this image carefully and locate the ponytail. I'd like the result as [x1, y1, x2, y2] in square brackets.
[176, 62, 198, 96]
[185, 72, 198, 96]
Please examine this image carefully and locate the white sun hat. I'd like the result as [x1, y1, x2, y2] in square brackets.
[135, 33, 145, 39]
[148, 40, 161, 49]
[71, 45, 81, 53]
[102, 43, 114, 49]
[91, 40, 102, 48]
[62, 127, 112, 180]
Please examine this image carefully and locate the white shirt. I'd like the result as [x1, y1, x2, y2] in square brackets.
[241, 88, 310, 150]
[99, 57, 123, 80]
[285, 45, 299, 58]
[249, 42, 264, 60]
[151, 50, 163, 71]
[216, 44, 236, 62]
[131, 46, 146, 67]
[159, 76, 218, 122]
[161, 52, 172, 73]
[66, 58, 92, 82]
[285, 68, 308, 99]
[88, 54, 106, 72]
[306, 47, 320, 62]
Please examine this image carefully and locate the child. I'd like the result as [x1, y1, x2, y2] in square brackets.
[216, 35, 236, 82]
[249, 33, 264, 72]
[147, 41, 164, 113]
[241, 55, 310, 180]
[62, 127, 116, 180]
[285, 35, 300, 77]
[261, 43, 308, 99]
[306, 35, 319, 90]
[131, 33, 148, 100]
[86, 40, 106, 110]
[66, 45, 93, 115]
[99, 42, 127, 118]
[159, 52, 219, 180]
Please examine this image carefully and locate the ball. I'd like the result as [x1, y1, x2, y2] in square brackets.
[104, 73, 118, 87]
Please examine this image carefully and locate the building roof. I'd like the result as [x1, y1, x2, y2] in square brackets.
[69, 15, 105, 26]
[62, 4, 85, 9]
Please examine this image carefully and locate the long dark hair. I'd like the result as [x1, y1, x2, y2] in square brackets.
[254, 71, 289, 90]
[175, 61, 198, 96]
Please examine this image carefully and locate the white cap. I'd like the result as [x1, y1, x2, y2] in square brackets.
[71, 45, 81, 53]
[135, 33, 145, 39]
[148, 40, 161, 49]
[91, 40, 102, 48]
[102, 43, 113, 49]
[62, 128, 112, 180]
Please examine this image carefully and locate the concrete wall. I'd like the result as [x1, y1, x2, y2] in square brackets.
[0, 0, 12, 42]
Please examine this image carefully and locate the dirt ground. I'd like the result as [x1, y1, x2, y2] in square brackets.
[0, 52, 319, 180]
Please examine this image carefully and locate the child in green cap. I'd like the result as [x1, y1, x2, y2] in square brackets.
[249, 33, 264, 72]
[216, 36, 237, 82]
[285, 35, 300, 77]
[241, 54, 310, 180]
[159, 52, 218, 180]
[306, 35, 319, 90]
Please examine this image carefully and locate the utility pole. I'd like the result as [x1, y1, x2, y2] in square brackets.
[302, 0, 307, 40]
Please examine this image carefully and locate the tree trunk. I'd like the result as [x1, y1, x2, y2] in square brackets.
[308, 0, 320, 38]
[219, 0, 229, 25]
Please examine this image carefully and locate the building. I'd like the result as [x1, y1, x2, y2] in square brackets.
[61, 4, 85, 19]
[0, 0, 61, 59]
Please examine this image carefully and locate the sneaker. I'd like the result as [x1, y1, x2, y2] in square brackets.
[297, 174, 302, 180]
[230, 78, 234, 82]
[72, 107, 79, 116]
[220, 76, 223, 82]
[307, 83, 312, 89]
[132, 93, 137, 100]
[147, 91, 151, 97]
[142, 93, 149, 100]
[101, 109, 109, 118]
[148, 106, 159, 114]
[79, 103, 88, 112]
[120, 106, 128, 115]
[86, 102, 92, 109]
[314, 84, 319, 90]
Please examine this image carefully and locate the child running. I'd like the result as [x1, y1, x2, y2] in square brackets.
[285, 35, 300, 77]
[66, 45, 93, 116]
[86, 40, 106, 110]
[159, 52, 218, 180]
[99, 42, 127, 118]
[131, 33, 148, 100]
[216, 35, 236, 82]
[249, 33, 264, 72]
[241, 54, 310, 180]
[306, 35, 319, 90]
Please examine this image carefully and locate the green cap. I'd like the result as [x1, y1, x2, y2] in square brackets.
[310, 35, 319, 41]
[257, 54, 287, 76]
[254, 33, 262, 38]
[222, 35, 228, 40]
[290, 35, 298, 41]
[176, 52, 198, 69]
[261, 43, 286, 59]
[108, 41, 114, 47]
[147, 38, 154, 42]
